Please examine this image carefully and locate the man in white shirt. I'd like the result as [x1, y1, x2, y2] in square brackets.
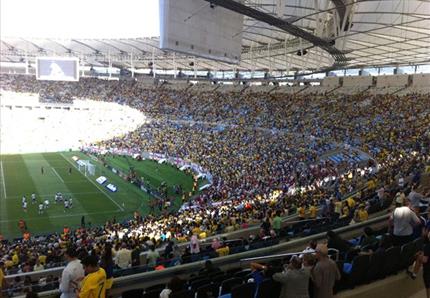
[115, 243, 132, 269]
[389, 199, 421, 246]
[59, 247, 84, 298]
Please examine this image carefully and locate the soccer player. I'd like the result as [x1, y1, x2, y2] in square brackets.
[22, 200, 27, 212]
[69, 167, 72, 175]
[38, 202, 44, 214]
[41, 166, 44, 174]
[79, 255, 107, 298]
[31, 193, 36, 204]
[22, 195, 27, 205]
[69, 197, 73, 209]
[64, 199, 69, 212]
[44, 199, 50, 209]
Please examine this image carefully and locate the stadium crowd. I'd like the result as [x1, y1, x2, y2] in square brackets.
[0, 74, 429, 297]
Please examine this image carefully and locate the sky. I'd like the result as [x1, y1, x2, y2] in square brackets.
[0, 0, 160, 39]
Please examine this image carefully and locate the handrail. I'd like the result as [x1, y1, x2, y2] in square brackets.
[240, 248, 340, 263]
[109, 213, 388, 289]
[7, 212, 389, 298]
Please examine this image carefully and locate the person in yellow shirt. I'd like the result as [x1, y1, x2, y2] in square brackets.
[346, 197, 356, 209]
[0, 261, 6, 295]
[79, 255, 107, 298]
[354, 204, 369, 222]
[12, 253, 19, 266]
[298, 205, 306, 220]
[309, 203, 317, 219]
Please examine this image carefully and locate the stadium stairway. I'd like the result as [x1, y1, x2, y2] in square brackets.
[336, 271, 425, 298]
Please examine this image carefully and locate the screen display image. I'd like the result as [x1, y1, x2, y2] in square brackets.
[36, 57, 79, 81]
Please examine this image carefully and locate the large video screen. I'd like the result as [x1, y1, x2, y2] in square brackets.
[36, 57, 79, 81]
[160, 0, 243, 64]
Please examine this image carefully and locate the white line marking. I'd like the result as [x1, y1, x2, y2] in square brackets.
[0, 160, 7, 199]
[60, 153, 125, 211]
[4, 191, 102, 200]
[51, 167, 64, 183]
[0, 209, 123, 223]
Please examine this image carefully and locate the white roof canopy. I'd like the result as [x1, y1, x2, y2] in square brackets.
[1, 0, 429, 74]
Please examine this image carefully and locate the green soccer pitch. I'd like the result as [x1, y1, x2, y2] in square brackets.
[0, 151, 198, 239]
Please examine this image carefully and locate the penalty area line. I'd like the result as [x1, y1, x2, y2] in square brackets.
[59, 153, 124, 211]
[51, 167, 65, 183]
[0, 160, 7, 199]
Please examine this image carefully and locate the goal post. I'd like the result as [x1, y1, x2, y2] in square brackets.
[77, 160, 96, 176]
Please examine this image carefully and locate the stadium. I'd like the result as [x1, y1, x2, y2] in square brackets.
[0, 0, 429, 297]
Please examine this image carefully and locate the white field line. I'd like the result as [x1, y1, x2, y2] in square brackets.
[4, 191, 102, 200]
[0, 209, 123, 223]
[0, 160, 7, 199]
[59, 153, 124, 211]
[51, 167, 65, 183]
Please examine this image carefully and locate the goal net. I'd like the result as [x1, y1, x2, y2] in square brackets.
[77, 160, 96, 176]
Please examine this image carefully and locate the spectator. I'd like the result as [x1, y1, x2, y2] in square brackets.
[358, 227, 378, 249]
[272, 211, 283, 236]
[389, 199, 421, 246]
[146, 245, 160, 268]
[79, 255, 106, 298]
[326, 230, 352, 255]
[33, 260, 44, 272]
[311, 244, 341, 298]
[100, 244, 114, 296]
[353, 204, 368, 223]
[199, 260, 221, 276]
[59, 246, 84, 298]
[115, 243, 131, 269]
[159, 276, 186, 298]
[273, 255, 311, 298]
[0, 261, 6, 297]
[190, 235, 200, 254]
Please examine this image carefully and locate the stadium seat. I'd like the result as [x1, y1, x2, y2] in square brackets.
[220, 277, 243, 295]
[398, 241, 418, 270]
[255, 279, 281, 298]
[343, 254, 370, 288]
[190, 278, 211, 291]
[382, 246, 401, 277]
[233, 269, 252, 279]
[366, 250, 386, 282]
[143, 289, 162, 298]
[145, 283, 166, 292]
[122, 288, 144, 298]
[196, 283, 220, 298]
[170, 289, 194, 298]
[231, 282, 256, 298]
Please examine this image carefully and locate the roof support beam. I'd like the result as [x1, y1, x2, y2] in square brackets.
[204, 0, 347, 66]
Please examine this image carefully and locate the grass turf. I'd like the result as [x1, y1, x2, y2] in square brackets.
[0, 151, 196, 239]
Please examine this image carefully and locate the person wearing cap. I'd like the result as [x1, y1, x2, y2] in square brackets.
[311, 244, 340, 298]
[79, 255, 106, 298]
[59, 246, 84, 298]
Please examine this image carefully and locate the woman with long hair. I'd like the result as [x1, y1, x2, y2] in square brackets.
[100, 243, 114, 297]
